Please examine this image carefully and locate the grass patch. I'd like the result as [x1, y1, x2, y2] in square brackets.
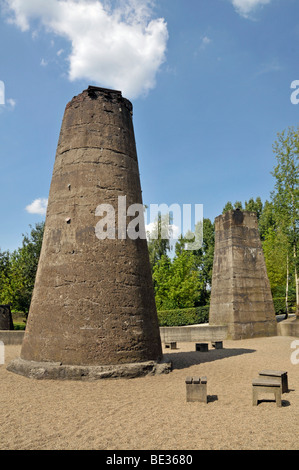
[12, 312, 27, 330]
[13, 322, 26, 330]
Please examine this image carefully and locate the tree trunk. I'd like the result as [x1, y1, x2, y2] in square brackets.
[285, 253, 289, 320]
[295, 244, 299, 319]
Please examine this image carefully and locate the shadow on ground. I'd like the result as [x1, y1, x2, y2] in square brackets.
[256, 399, 291, 407]
[207, 394, 218, 403]
[163, 347, 256, 370]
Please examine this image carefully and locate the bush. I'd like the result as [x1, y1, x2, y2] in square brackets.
[157, 306, 209, 327]
[13, 322, 26, 330]
[273, 297, 296, 315]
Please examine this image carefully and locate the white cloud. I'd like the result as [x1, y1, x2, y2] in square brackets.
[145, 221, 156, 235]
[3, 0, 169, 99]
[145, 222, 180, 241]
[194, 35, 212, 57]
[254, 59, 283, 77]
[40, 58, 48, 66]
[6, 98, 16, 108]
[231, 0, 272, 18]
[197, 35, 212, 53]
[201, 36, 211, 47]
[26, 198, 48, 216]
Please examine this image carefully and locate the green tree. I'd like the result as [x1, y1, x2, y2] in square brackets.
[222, 200, 243, 213]
[262, 227, 289, 304]
[200, 218, 215, 295]
[170, 250, 203, 308]
[153, 250, 203, 311]
[245, 197, 263, 219]
[258, 200, 276, 240]
[222, 201, 234, 213]
[271, 126, 299, 316]
[234, 201, 243, 210]
[174, 218, 215, 304]
[147, 213, 171, 270]
[152, 255, 173, 310]
[0, 249, 11, 304]
[5, 223, 45, 314]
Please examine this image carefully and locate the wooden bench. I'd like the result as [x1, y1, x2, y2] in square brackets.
[252, 377, 282, 407]
[259, 370, 288, 394]
[212, 341, 223, 349]
[186, 376, 207, 403]
[164, 342, 177, 350]
[195, 343, 208, 352]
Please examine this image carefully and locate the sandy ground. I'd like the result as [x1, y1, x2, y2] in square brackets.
[0, 336, 298, 450]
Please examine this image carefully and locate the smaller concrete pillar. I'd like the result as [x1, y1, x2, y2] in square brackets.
[186, 376, 207, 403]
[195, 343, 208, 352]
[209, 210, 277, 339]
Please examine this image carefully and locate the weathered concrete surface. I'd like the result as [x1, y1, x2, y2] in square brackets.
[0, 331, 24, 345]
[160, 324, 228, 343]
[277, 317, 299, 338]
[7, 357, 172, 381]
[8, 86, 166, 379]
[185, 377, 207, 403]
[209, 210, 277, 340]
[0, 305, 14, 330]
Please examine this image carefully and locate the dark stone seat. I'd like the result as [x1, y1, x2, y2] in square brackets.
[0, 305, 14, 330]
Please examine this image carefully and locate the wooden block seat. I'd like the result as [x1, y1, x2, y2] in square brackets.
[211, 341, 223, 349]
[186, 376, 207, 403]
[164, 342, 177, 350]
[195, 343, 208, 352]
[252, 377, 282, 407]
[259, 370, 288, 393]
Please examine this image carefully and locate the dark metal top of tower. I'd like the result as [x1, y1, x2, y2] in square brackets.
[85, 85, 122, 96]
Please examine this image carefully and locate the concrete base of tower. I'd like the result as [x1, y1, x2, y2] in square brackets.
[6, 356, 172, 380]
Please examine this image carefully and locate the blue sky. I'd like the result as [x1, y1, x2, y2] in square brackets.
[0, 0, 299, 252]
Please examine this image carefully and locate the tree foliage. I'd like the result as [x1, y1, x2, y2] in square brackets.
[271, 126, 299, 314]
[148, 215, 214, 311]
[262, 227, 289, 296]
[147, 212, 171, 270]
[0, 222, 45, 314]
[153, 251, 203, 311]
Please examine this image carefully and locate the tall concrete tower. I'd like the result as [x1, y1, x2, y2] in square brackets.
[209, 210, 277, 340]
[8, 86, 170, 379]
